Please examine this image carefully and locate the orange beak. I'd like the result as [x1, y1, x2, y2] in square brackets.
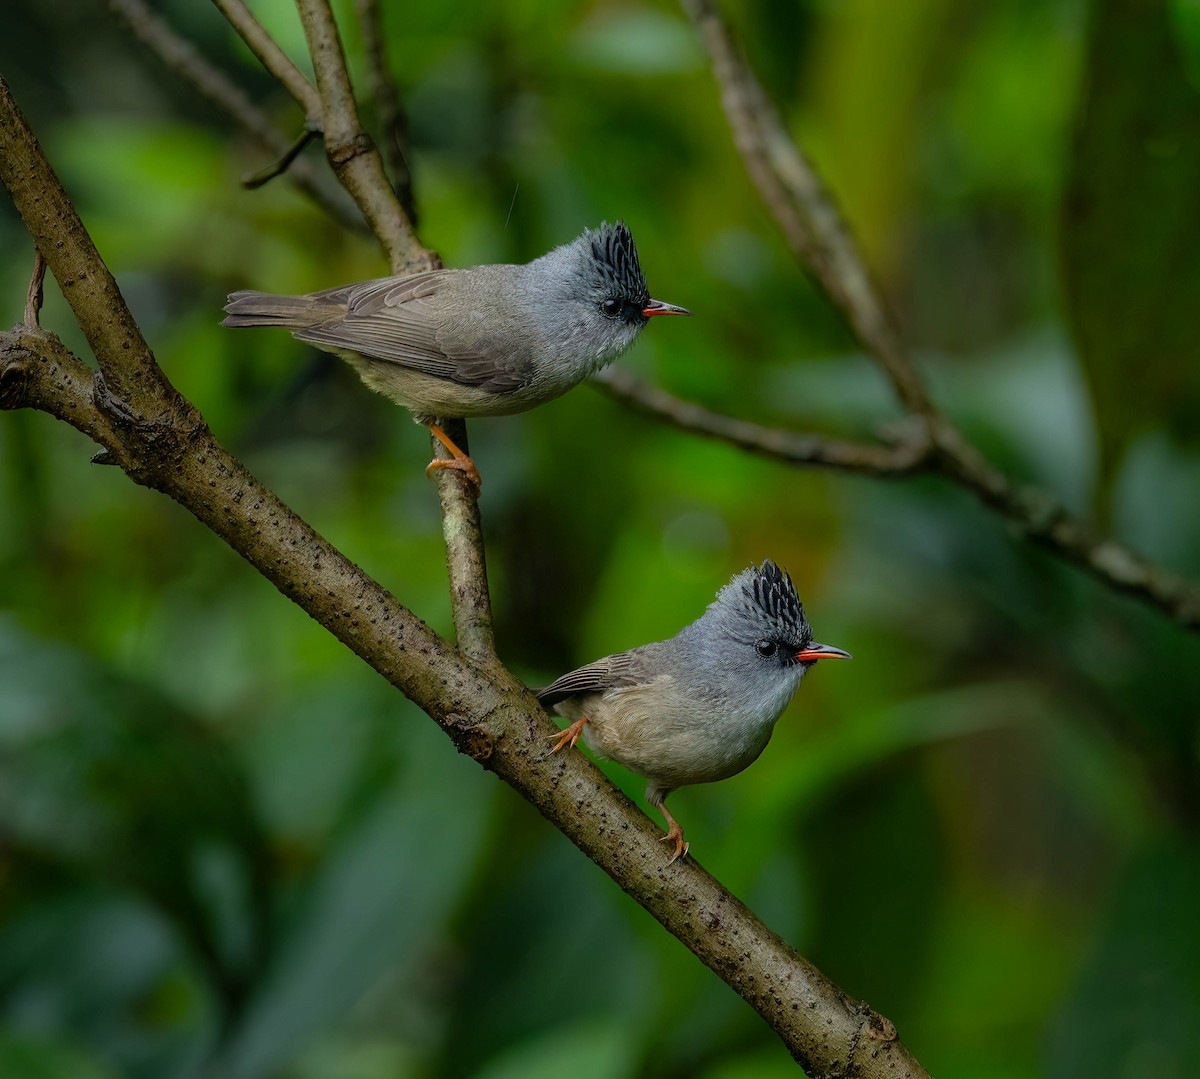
[642, 298, 691, 317]
[795, 642, 852, 662]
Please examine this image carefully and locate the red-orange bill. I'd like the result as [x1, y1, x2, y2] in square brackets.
[643, 298, 691, 317]
[796, 643, 852, 662]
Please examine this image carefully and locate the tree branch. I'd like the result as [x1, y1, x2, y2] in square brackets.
[431, 418, 496, 663]
[240, 125, 319, 189]
[293, 0, 424, 273]
[23, 249, 45, 329]
[287, 0, 494, 659]
[672, 0, 1200, 634]
[107, 0, 362, 230]
[679, 0, 932, 421]
[593, 367, 934, 476]
[354, 0, 417, 224]
[0, 74, 928, 1077]
[211, 0, 323, 122]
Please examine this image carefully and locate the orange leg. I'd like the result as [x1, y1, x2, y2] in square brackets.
[657, 803, 689, 865]
[425, 422, 482, 490]
[548, 715, 588, 754]
[647, 787, 689, 864]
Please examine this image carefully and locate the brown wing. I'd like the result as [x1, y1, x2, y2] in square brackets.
[294, 271, 534, 393]
[536, 649, 656, 707]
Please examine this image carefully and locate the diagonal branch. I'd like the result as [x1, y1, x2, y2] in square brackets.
[673, 0, 1200, 633]
[593, 367, 934, 476]
[679, 0, 932, 420]
[294, 0, 424, 272]
[211, 0, 322, 122]
[354, 0, 418, 224]
[106, 0, 361, 229]
[289, 0, 494, 661]
[0, 74, 928, 1078]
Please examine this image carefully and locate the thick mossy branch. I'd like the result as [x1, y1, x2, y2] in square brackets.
[0, 65, 927, 1079]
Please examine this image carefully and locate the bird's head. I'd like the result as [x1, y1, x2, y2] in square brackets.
[528, 221, 690, 366]
[701, 560, 851, 695]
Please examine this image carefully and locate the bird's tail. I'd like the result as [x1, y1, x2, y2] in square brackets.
[221, 290, 339, 329]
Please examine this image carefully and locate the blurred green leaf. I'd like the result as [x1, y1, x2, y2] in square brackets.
[472, 1017, 638, 1079]
[569, 9, 702, 75]
[0, 619, 270, 1012]
[213, 731, 493, 1079]
[1047, 842, 1200, 1077]
[1062, 0, 1200, 481]
[0, 1034, 119, 1079]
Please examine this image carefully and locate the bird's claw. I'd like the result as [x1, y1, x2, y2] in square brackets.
[661, 823, 689, 865]
[426, 455, 482, 491]
[547, 716, 588, 755]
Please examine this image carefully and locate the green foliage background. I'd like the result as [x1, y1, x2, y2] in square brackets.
[3, 0, 1200, 1075]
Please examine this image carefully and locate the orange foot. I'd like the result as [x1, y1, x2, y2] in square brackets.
[426, 454, 482, 490]
[425, 422, 482, 491]
[548, 715, 588, 754]
[660, 820, 689, 865]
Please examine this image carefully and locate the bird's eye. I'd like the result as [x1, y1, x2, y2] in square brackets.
[755, 639, 778, 658]
[599, 298, 621, 318]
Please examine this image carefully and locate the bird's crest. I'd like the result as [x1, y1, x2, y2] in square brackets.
[749, 560, 806, 629]
[712, 560, 810, 642]
[586, 221, 649, 306]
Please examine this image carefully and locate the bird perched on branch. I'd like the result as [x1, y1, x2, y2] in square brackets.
[538, 561, 851, 863]
[221, 222, 688, 488]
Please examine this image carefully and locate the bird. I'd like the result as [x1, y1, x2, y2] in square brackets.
[538, 561, 851, 863]
[220, 222, 689, 488]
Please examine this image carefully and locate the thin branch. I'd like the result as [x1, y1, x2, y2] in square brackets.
[241, 125, 319, 188]
[294, 0, 424, 272]
[0, 85, 185, 426]
[593, 367, 934, 476]
[23, 249, 45, 328]
[674, 0, 1200, 633]
[931, 426, 1200, 627]
[290, 0, 493, 659]
[0, 76, 928, 1074]
[431, 419, 496, 663]
[354, 0, 417, 224]
[211, 0, 322, 122]
[107, 0, 361, 230]
[680, 0, 933, 421]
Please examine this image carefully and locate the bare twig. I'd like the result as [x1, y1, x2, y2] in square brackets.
[291, 0, 493, 660]
[430, 419, 496, 664]
[675, 0, 1200, 633]
[593, 367, 933, 476]
[680, 0, 932, 420]
[23, 249, 45, 328]
[931, 426, 1200, 627]
[211, 0, 322, 122]
[294, 0, 424, 272]
[354, 0, 417, 224]
[242, 125, 319, 188]
[0, 89, 185, 426]
[0, 74, 927, 1075]
[107, 0, 360, 230]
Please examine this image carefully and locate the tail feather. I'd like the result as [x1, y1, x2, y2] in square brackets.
[221, 289, 340, 329]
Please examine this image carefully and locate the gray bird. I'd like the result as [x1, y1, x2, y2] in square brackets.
[221, 222, 688, 487]
[538, 561, 851, 863]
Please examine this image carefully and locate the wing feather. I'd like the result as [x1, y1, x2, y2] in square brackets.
[537, 650, 654, 707]
[295, 269, 534, 393]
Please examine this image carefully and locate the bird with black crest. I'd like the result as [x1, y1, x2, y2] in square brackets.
[221, 222, 688, 488]
[539, 561, 851, 862]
